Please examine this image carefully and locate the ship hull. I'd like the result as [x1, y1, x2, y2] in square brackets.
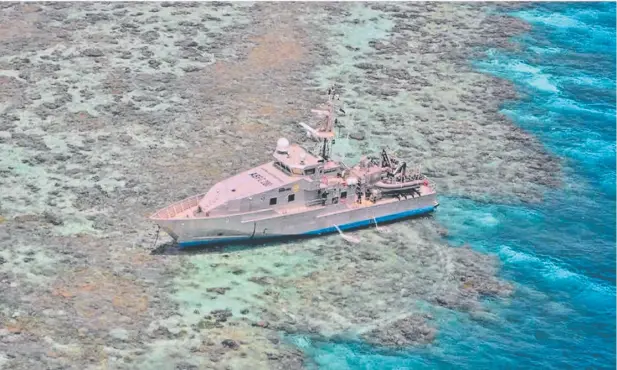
[154, 194, 438, 248]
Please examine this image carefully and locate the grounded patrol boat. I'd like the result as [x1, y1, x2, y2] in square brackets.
[150, 88, 439, 248]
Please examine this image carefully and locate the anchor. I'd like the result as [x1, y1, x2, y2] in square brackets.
[333, 224, 361, 244]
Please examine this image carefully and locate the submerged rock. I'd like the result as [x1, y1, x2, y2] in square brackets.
[0, 131, 12, 142]
[81, 48, 104, 57]
[206, 287, 230, 295]
[42, 211, 63, 226]
[109, 328, 130, 342]
[181, 65, 202, 72]
[361, 314, 436, 348]
[209, 309, 233, 322]
[349, 131, 366, 141]
[221, 339, 239, 349]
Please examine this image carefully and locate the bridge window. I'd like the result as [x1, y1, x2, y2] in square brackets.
[305, 168, 315, 175]
[288, 194, 295, 202]
[269, 197, 277, 205]
[341, 191, 347, 199]
[274, 161, 292, 175]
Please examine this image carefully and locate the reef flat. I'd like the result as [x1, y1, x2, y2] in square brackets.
[0, 2, 560, 370]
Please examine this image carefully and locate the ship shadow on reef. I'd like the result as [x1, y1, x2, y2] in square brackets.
[150, 211, 438, 256]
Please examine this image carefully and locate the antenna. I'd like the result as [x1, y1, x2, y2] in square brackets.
[333, 108, 354, 161]
[297, 85, 341, 160]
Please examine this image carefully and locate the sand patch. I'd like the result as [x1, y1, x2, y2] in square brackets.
[197, 25, 309, 123]
[0, 13, 38, 40]
[246, 31, 304, 70]
[52, 268, 149, 326]
[212, 28, 305, 81]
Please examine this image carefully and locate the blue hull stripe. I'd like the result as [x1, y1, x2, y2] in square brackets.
[178, 205, 436, 248]
[179, 236, 252, 248]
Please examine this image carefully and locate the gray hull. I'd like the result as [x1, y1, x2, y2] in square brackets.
[156, 193, 438, 248]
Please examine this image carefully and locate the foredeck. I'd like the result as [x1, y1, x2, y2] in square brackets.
[150, 193, 205, 220]
[197, 161, 295, 214]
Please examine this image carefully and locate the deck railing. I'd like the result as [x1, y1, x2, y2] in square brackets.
[151, 193, 205, 219]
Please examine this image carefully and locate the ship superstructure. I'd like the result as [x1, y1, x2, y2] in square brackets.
[150, 88, 439, 248]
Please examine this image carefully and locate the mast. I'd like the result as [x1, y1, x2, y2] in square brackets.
[321, 87, 337, 160]
[299, 86, 341, 161]
[325, 86, 336, 133]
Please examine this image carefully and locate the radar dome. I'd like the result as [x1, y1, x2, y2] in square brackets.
[276, 137, 290, 154]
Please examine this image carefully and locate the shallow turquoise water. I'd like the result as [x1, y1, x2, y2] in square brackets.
[291, 3, 616, 369]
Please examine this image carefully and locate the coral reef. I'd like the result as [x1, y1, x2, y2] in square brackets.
[0, 2, 558, 369]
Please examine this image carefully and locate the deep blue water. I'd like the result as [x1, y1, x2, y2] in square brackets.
[291, 3, 616, 369]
